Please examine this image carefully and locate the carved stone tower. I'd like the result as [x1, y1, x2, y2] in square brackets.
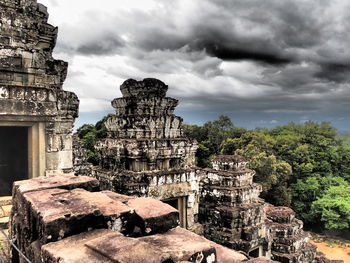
[199, 155, 268, 257]
[94, 78, 200, 231]
[0, 0, 79, 196]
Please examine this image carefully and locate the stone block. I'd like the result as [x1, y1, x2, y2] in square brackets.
[13, 174, 99, 195]
[127, 197, 179, 235]
[140, 227, 247, 263]
[41, 229, 124, 263]
[42, 228, 225, 263]
[20, 188, 103, 244]
[266, 206, 295, 224]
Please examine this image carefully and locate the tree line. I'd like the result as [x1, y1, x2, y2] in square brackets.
[183, 116, 350, 231]
[77, 115, 350, 232]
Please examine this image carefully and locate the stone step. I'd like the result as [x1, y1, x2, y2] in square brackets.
[0, 196, 11, 207]
[0, 205, 12, 218]
[0, 217, 9, 229]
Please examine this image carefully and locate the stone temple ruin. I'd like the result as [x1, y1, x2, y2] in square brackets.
[0, 0, 341, 263]
[199, 156, 319, 261]
[84, 79, 335, 262]
[93, 78, 200, 231]
[200, 155, 267, 256]
[10, 174, 253, 263]
[0, 0, 79, 196]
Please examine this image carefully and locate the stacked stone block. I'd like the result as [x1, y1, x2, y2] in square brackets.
[9, 174, 270, 263]
[0, 0, 79, 176]
[93, 78, 200, 231]
[72, 134, 93, 176]
[199, 155, 268, 255]
[266, 206, 318, 263]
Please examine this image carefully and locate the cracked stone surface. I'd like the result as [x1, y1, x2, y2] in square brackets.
[11, 174, 255, 263]
[0, 0, 79, 178]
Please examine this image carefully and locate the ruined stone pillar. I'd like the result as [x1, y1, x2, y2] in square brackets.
[0, 0, 79, 187]
[92, 78, 200, 232]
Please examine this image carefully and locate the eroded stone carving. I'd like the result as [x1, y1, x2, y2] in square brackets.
[199, 155, 267, 255]
[199, 155, 333, 263]
[11, 174, 254, 263]
[0, 0, 79, 180]
[92, 78, 200, 231]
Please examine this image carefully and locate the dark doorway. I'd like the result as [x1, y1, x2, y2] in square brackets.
[248, 247, 260, 258]
[163, 199, 178, 210]
[163, 197, 187, 228]
[0, 127, 28, 196]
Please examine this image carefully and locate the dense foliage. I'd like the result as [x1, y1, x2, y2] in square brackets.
[183, 116, 350, 231]
[77, 114, 350, 231]
[76, 114, 114, 165]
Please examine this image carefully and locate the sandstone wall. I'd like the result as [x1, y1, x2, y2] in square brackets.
[92, 78, 200, 232]
[0, 0, 79, 177]
[9, 174, 279, 263]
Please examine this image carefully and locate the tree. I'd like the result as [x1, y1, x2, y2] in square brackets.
[183, 116, 240, 167]
[292, 176, 322, 223]
[311, 182, 350, 230]
[234, 132, 292, 206]
[76, 114, 115, 166]
[77, 124, 95, 139]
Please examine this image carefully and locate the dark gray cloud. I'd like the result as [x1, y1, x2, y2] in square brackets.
[76, 35, 125, 56]
[315, 63, 350, 83]
[42, 0, 350, 131]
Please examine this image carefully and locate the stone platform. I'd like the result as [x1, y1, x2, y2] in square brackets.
[10, 174, 279, 263]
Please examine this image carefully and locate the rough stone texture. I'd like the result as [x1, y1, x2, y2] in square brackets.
[199, 156, 268, 255]
[127, 197, 179, 235]
[91, 78, 200, 231]
[42, 228, 217, 263]
[73, 134, 93, 176]
[10, 174, 252, 263]
[139, 227, 247, 263]
[265, 205, 317, 263]
[198, 156, 330, 263]
[12, 174, 99, 194]
[0, 0, 79, 178]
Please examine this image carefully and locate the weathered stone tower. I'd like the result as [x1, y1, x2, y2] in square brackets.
[266, 205, 317, 262]
[199, 155, 268, 257]
[93, 78, 200, 231]
[0, 0, 79, 196]
[199, 155, 323, 262]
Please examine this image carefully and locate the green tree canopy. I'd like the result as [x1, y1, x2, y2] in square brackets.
[311, 182, 350, 230]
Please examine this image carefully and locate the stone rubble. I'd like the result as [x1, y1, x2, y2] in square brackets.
[265, 205, 317, 262]
[10, 174, 275, 263]
[72, 134, 93, 176]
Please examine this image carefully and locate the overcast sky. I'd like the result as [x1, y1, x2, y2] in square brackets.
[40, 0, 350, 131]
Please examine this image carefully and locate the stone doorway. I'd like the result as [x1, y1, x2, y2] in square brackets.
[0, 121, 46, 195]
[0, 127, 28, 196]
[248, 246, 263, 258]
[163, 196, 187, 228]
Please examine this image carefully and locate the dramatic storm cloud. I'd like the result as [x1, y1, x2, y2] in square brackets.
[40, 0, 350, 130]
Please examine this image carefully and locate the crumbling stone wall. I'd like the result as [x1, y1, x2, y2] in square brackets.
[265, 205, 318, 263]
[92, 78, 201, 232]
[78, 77, 337, 262]
[72, 134, 92, 176]
[199, 156, 268, 255]
[0, 0, 79, 177]
[10, 174, 278, 263]
[199, 155, 337, 263]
